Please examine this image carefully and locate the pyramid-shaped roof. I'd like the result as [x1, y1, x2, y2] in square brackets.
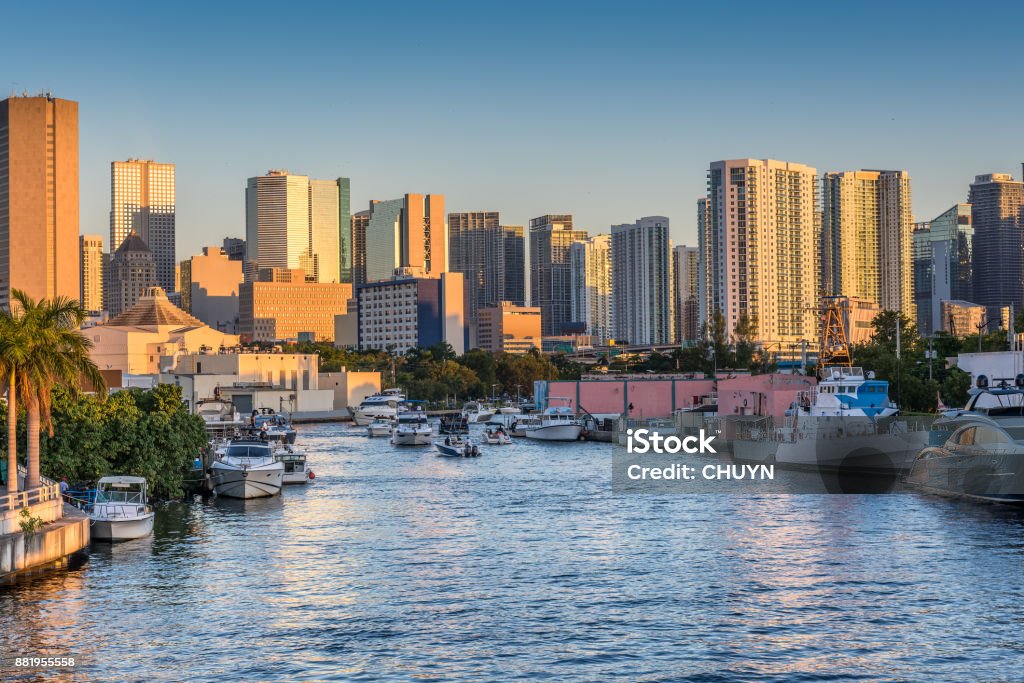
[114, 230, 152, 256]
[106, 286, 206, 329]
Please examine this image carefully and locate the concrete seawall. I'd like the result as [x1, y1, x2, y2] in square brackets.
[0, 505, 90, 580]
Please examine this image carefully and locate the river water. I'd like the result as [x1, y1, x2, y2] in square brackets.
[3, 423, 1024, 681]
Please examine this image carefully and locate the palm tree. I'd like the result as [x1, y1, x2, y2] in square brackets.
[0, 299, 34, 493]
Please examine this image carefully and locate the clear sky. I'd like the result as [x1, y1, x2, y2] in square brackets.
[3, 1, 1023, 258]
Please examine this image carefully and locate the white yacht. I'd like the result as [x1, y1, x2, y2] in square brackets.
[90, 476, 155, 542]
[274, 445, 313, 485]
[367, 416, 394, 438]
[461, 401, 495, 423]
[351, 389, 407, 426]
[211, 439, 284, 499]
[485, 406, 523, 428]
[522, 399, 584, 441]
[391, 409, 433, 446]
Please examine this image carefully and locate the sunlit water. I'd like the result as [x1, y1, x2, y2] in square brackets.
[3, 423, 1024, 681]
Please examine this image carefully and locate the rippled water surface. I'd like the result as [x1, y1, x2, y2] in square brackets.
[4, 423, 1024, 681]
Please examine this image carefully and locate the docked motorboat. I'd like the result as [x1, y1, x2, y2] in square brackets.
[90, 476, 155, 542]
[522, 399, 584, 441]
[485, 406, 523, 428]
[367, 416, 394, 438]
[274, 445, 314, 484]
[391, 408, 433, 446]
[435, 436, 481, 457]
[439, 414, 470, 434]
[461, 401, 495, 423]
[195, 398, 247, 440]
[351, 388, 407, 426]
[906, 383, 1024, 503]
[484, 427, 512, 445]
[250, 409, 297, 444]
[211, 439, 284, 499]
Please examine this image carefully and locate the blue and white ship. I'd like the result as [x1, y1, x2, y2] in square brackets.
[791, 366, 898, 418]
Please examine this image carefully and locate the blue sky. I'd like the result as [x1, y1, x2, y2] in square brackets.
[3, 1, 1023, 257]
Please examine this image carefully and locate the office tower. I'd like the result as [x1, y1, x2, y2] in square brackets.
[180, 247, 244, 334]
[222, 237, 246, 261]
[107, 231, 157, 317]
[912, 204, 973, 335]
[356, 271, 465, 353]
[80, 234, 104, 313]
[239, 268, 352, 342]
[364, 194, 446, 282]
[0, 94, 80, 309]
[110, 159, 176, 292]
[245, 171, 349, 283]
[448, 212, 527, 323]
[477, 303, 542, 354]
[529, 215, 587, 336]
[569, 235, 613, 343]
[351, 210, 370, 286]
[705, 159, 819, 344]
[696, 198, 711, 330]
[337, 177, 352, 283]
[970, 173, 1024, 311]
[673, 245, 700, 343]
[822, 170, 914, 318]
[611, 217, 672, 345]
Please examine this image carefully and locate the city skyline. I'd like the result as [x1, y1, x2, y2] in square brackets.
[4, 3, 1023, 259]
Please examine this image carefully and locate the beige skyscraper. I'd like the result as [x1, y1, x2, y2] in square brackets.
[110, 159, 176, 293]
[0, 94, 80, 309]
[569, 234, 613, 343]
[80, 234, 104, 313]
[823, 170, 914, 318]
[704, 159, 819, 344]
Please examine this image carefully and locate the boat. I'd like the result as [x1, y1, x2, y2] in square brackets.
[351, 389, 407, 426]
[435, 436, 481, 457]
[439, 414, 470, 434]
[485, 406, 522, 428]
[90, 476, 155, 542]
[250, 409, 297, 444]
[367, 416, 394, 438]
[195, 397, 247, 440]
[484, 427, 512, 445]
[461, 401, 495, 423]
[522, 399, 585, 441]
[211, 439, 284, 499]
[391, 408, 433, 446]
[792, 366, 899, 418]
[906, 381, 1024, 503]
[274, 445, 314, 484]
[508, 415, 538, 438]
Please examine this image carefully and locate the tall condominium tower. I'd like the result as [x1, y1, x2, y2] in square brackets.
[0, 94, 80, 308]
[569, 235, 613, 344]
[970, 173, 1024, 310]
[912, 204, 973, 335]
[448, 211, 526, 322]
[673, 244, 700, 343]
[363, 194, 446, 283]
[80, 234, 104, 313]
[245, 171, 350, 283]
[611, 217, 672, 345]
[704, 159, 819, 344]
[822, 170, 914, 318]
[110, 159, 175, 292]
[696, 198, 711, 330]
[351, 210, 370, 286]
[529, 215, 587, 336]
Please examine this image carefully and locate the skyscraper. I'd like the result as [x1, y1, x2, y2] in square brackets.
[363, 194, 446, 282]
[529, 215, 587, 336]
[448, 212, 527, 323]
[970, 173, 1024, 311]
[0, 94, 80, 309]
[705, 159, 819, 344]
[696, 197, 712, 331]
[611, 217, 672, 345]
[110, 159, 176, 293]
[569, 235, 613, 343]
[107, 231, 157, 317]
[673, 244, 700, 343]
[822, 170, 914, 318]
[80, 234, 104, 313]
[246, 171, 350, 283]
[351, 209, 370, 286]
[912, 204, 973, 335]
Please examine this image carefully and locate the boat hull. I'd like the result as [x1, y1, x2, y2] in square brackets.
[367, 425, 392, 437]
[435, 442, 480, 457]
[906, 451, 1024, 503]
[212, 464, 284, 499]
[392, 431, 432, 446]
[91, 513, 155, 542]
[282, 471, 310, 485]
[524, 424, 583, 441]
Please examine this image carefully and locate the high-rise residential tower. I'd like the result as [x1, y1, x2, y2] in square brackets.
[363, 194, 446, 282]
[0, 94, 80, 309]
[448, 211, 526, 324]
[696, 197, 711, 330]
[822, 170, 914, 318]
[912, 204, 973, 335]
[673, 244, 700, 343]
[529, 215, 587, 336]
[611, 217, 672, 345]
[569, 235, 613, 344]
[110, 159, 176, 293]
[704, 159, 819, 344]
[970, 173, 1024, 311]
[351, 210, 370, 286]
[80, 234, 104, 313]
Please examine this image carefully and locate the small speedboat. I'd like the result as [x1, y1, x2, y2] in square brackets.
[367, 416, 394, 438]
[90, 476, 155, 542]
[275, 445, 314, 484]
[211, 439, 284, 499]
[461, 401, 495, 423]
[435, 436, 481, 458]
[484, 428, 512, 445]
[250, 409, 297, 444]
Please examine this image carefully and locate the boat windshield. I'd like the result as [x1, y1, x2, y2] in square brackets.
[96, 486, 145, 504]
[226, 444, 272, 458]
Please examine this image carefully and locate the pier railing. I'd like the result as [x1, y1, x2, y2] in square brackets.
[0, 469, 61, 515]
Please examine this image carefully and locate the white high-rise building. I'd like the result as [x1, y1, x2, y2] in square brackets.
[703, 159, 819, 344]
[611, 216, 672, 345]
[569, 235, 613, 343]
[111, 159, 175, 292]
